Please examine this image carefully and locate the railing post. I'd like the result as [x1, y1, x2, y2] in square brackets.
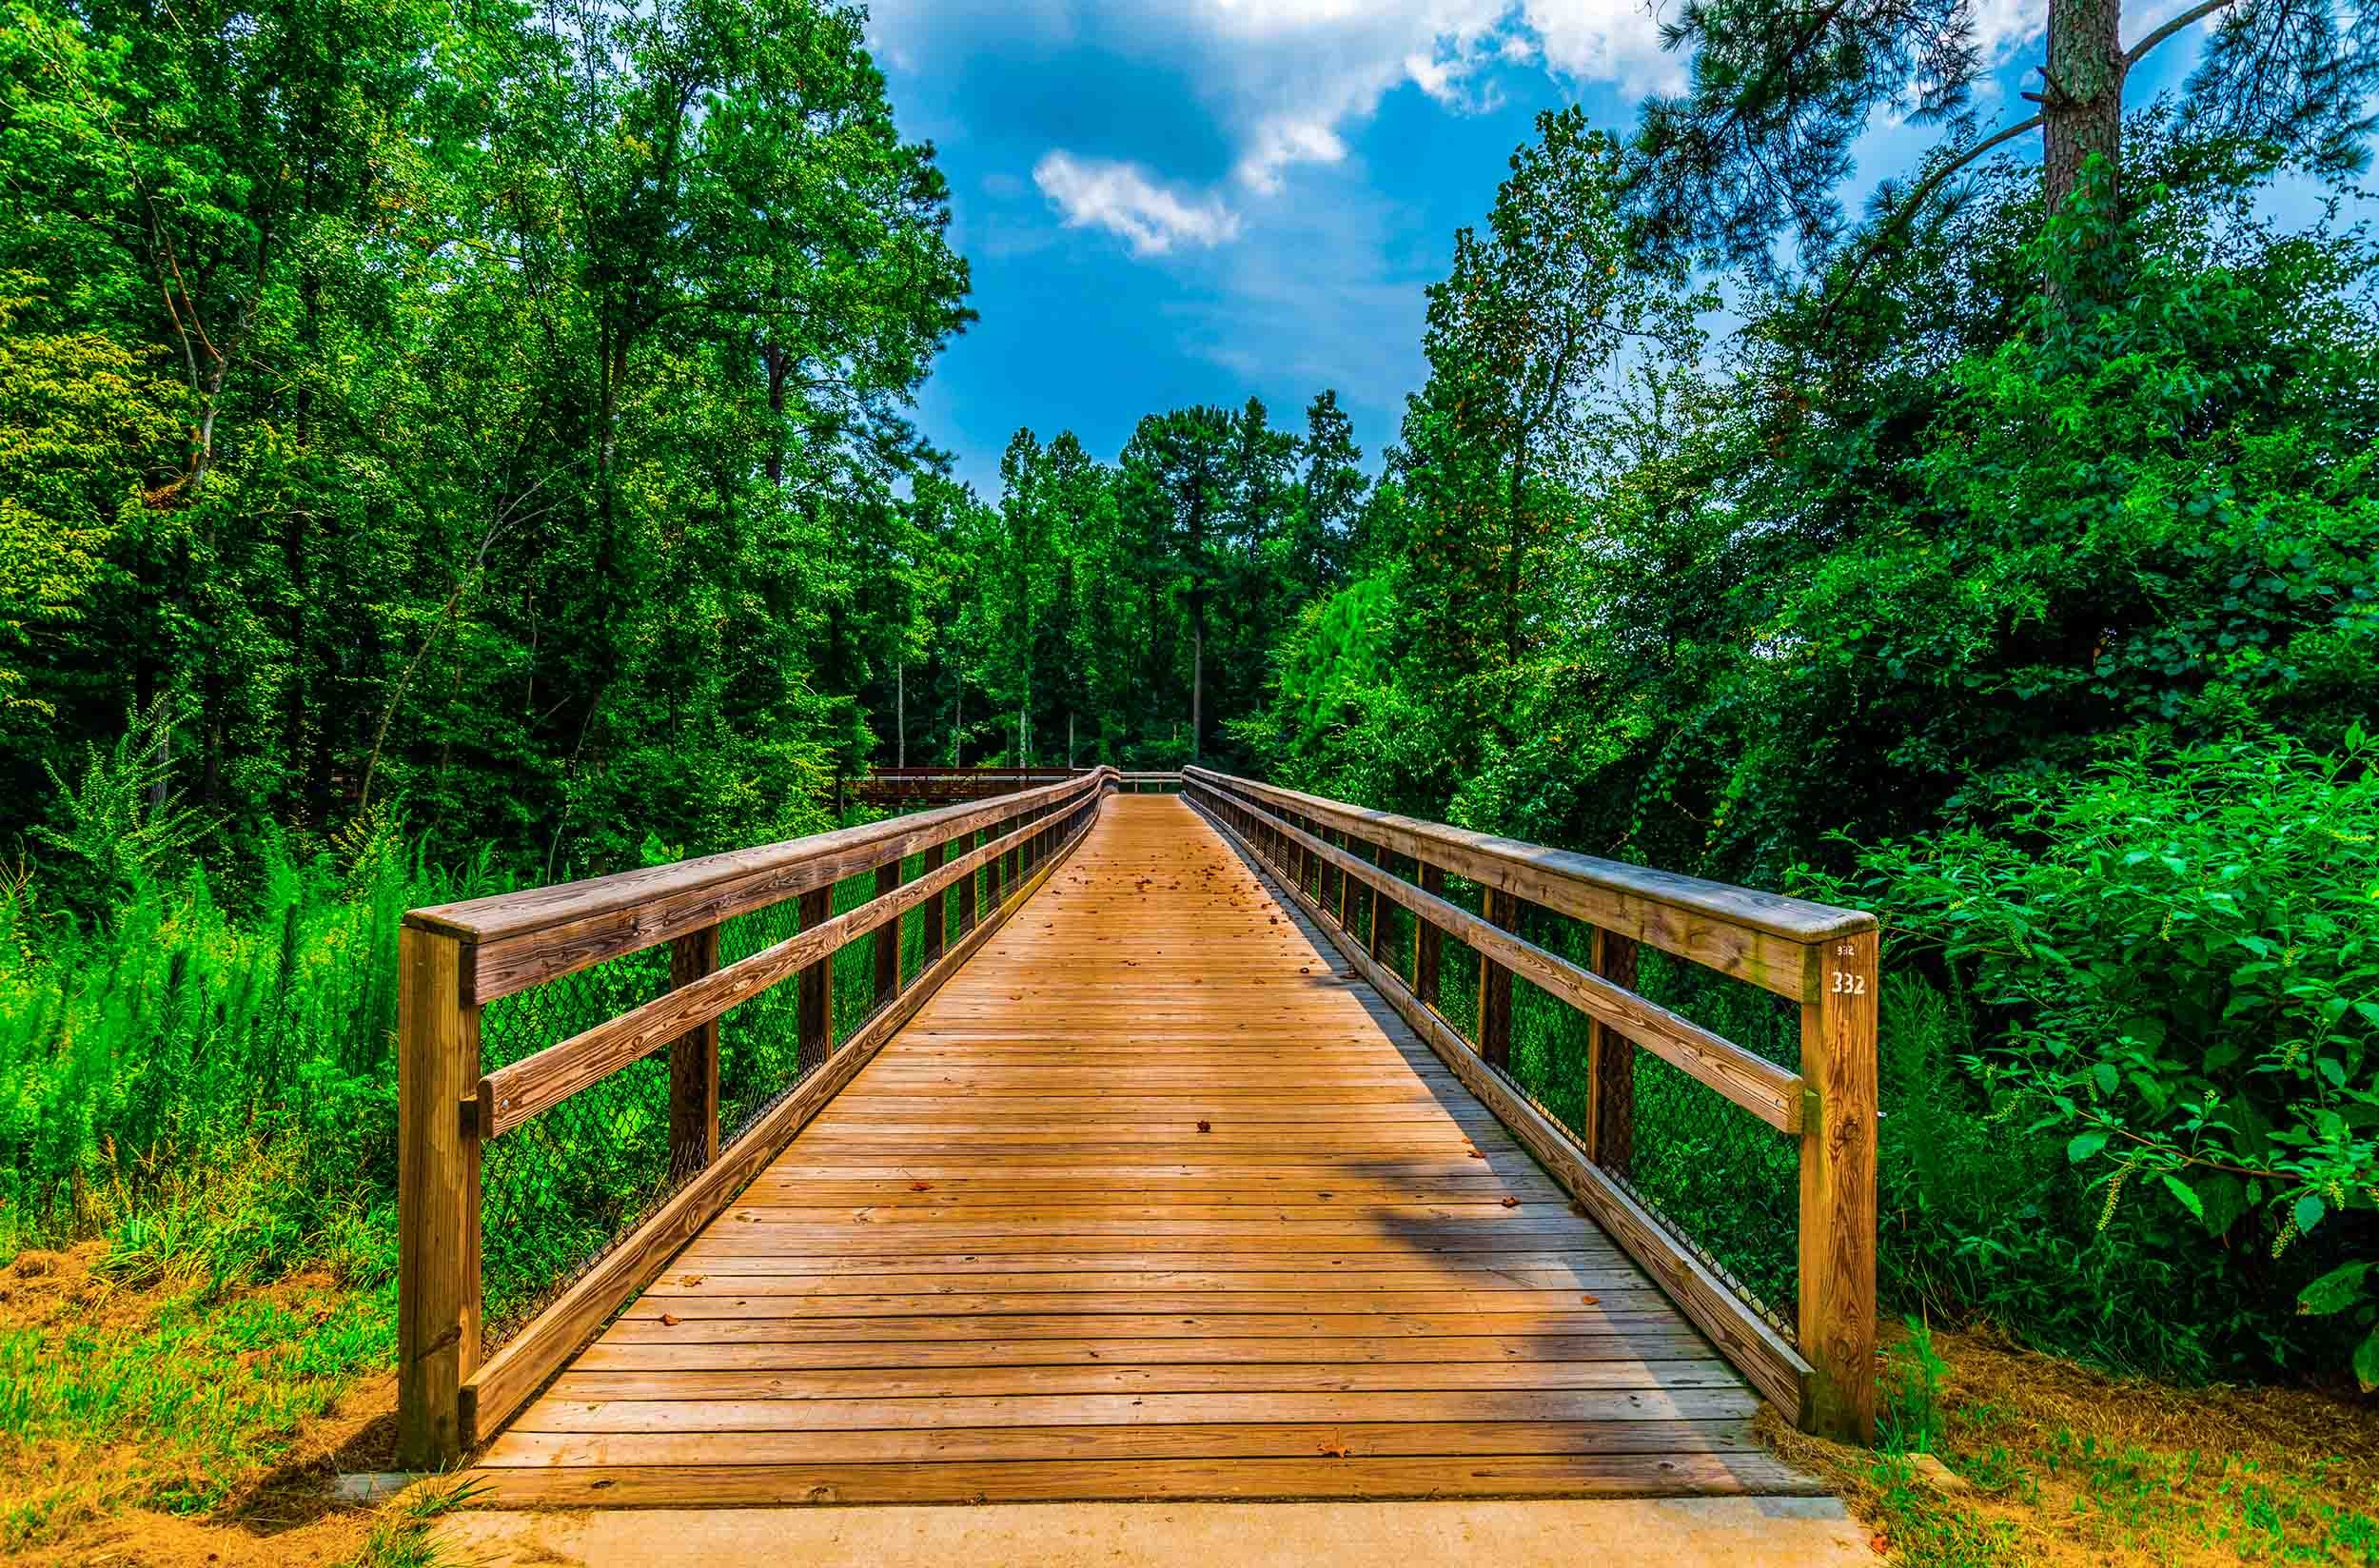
[920, 839, 948, 967]
[1586, 928, 1639, 1173]
[667, 926, 720, 1176]
[1366, 842, 1387, 964]
[958, 830, 980, 932]
[397, 925, 482, 1468]
[987, 816, 1007, 909]
[1333, 832, 1353, 928]
[1799, 929, 1878, 1442]
[873, 861, 901, 1006]
[796, 885, 834, 1069]
[1414, 861, 1445, 1009]
[1478, 888, 1517, 1068]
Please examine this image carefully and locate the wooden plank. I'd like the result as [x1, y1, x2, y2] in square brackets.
[1209, 787, 1804, 1133]
[512, 1386, 1761, 1434]
[595, 1310, 1689, 1343]
[544, 1361, 1745, 1401]
[408, 769, 1108, 1002]
[468, 1452, 1826, 1507]
[467, 794, 1826, 1509]
[665, 927, 719, 1177]
[397, 926, 481, 1468]
[454, 803, 1104, 1448]
[482, 1418, 1764, 1467]
[1191, 794, 1816, 1426]
[570, 1332, 1721, 1371]
[1186, 767, 1864, 999]
[1799, 927, 1878, 1443]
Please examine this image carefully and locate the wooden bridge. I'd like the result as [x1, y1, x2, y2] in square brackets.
[397, 769, 1876, 1510]
[844, 764, 1180, 808]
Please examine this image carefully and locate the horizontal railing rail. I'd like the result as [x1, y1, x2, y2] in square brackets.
[396, 767, 1117, 1465]
[1180, 765, 1878, 1442]
[1116, 770, 1183, 794]
[847, 766, 1089, 807]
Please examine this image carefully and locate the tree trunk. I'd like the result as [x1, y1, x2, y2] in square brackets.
[1191, 622, 1203, 762]
[2041, 0, 2124, 215]
[895, 659, 905, 768]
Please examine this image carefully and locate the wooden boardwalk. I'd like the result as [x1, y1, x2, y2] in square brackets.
[471, 794, 1819, 1505]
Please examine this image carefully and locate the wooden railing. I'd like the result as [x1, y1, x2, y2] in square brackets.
[1181, 766, 1879, 1442]
[847, 766, 1086, 807]
[1116, 770, 1183, 794]
[394, 768, 1116, 1465]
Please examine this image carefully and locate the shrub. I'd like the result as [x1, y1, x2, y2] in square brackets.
[1838, 727, 2379, 1384]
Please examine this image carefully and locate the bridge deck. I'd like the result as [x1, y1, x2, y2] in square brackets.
[471, 795, 1819, 1505]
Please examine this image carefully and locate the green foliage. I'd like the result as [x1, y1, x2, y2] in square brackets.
[1248, 108, 2378, 1385]
[1840, 729, 2379, 1381]
[0, 0, 966, 873]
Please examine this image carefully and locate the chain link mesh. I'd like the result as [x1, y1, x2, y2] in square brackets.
[471, 816, 1042, 1343]
[478, 947, 675, 1338]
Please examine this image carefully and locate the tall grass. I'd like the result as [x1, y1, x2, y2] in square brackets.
[0, 823, 487, 1284]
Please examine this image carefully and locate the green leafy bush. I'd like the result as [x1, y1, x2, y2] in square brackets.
[1840, 728, 2379, 1382]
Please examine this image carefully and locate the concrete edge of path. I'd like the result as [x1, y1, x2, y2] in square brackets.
[436, 1495, 1878, 1566]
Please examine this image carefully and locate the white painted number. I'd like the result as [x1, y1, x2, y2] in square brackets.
[1830, 971, 1866, 996]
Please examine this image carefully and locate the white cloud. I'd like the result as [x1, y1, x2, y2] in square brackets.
[869, 1, 1686, 206]
[1520, 0, 1682, 94]
[1032, 151, 1245, 254]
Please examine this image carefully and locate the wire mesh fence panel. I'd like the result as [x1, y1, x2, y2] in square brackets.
[1625, 949, 1802, 1333]
[716, 896, 807, 1147]
[477, 946, 674, 1338]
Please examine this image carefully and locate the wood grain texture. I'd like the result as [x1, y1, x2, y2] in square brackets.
[475, 806, 1059, 1137]
[1207, 784, 1804, 1132]
[1186, 767, 1865, 999]
[1189, 793, 1817, 1428]
[1799, 927, 1879, 1442]
[665, 927, 719, 1178]
[397, 927, 481, 1468]
[406, 770, 1109, 1003]
[451, 808, 1102, 1451]
[1589, 929, 1639, 1174]
[473, 795, 1820, 1506]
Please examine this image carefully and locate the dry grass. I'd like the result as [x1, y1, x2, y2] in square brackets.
[0, 1243, 465, 1567]
[1763, 1324, 2379, 1567]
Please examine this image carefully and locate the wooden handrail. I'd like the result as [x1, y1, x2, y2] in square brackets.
[1182, 766, 1867, 999]
[396, 768, 1115, 1466]
[1180, 768, 1878, 1443]
[405, 771, 1106, 1004]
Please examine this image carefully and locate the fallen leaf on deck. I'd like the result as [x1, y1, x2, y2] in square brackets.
[660, 1313, 680, 1326]
[1501, 1197, 1520, 1208]
[1196, 1119, 1212, 1132]
[909, 1181, 934, 1191]
[1580, 1295, 1600, 1306]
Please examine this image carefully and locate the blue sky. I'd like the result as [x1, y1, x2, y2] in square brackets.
[861, 0, 2226, 497]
